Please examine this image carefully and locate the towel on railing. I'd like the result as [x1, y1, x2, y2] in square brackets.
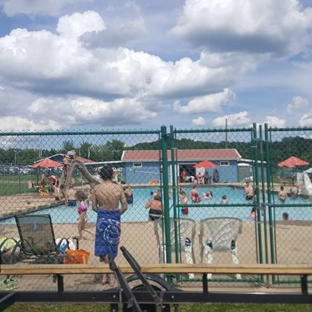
[95, 209, 121, 259]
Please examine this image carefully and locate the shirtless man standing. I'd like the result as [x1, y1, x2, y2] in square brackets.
[91, 166, 128, 287]
[278, 186, 287, 203]
[63, 155, 70, 178]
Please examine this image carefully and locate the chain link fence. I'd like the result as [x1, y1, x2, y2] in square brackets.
[266, 126, 312, 285]
[0, 125, 311, 291]
[168, 126, 259, 286]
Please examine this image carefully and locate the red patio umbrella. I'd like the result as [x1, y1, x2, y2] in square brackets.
[278, 156, 309, 168]
[194, 160, 217, 168]
[31, 158, 63, 169]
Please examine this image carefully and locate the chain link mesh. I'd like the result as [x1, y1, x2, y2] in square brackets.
[0, 126, 310, 290]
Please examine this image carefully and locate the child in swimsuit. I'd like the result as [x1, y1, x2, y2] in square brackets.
[76, 190, 93, 240]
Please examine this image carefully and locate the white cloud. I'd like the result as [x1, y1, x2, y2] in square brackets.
[170, 0, 312, 58]
[27, 96, 157, 127]
[148, 58, 236, 99]
[264, 116, 286, 127]
[299, 110, 312, 126]
[0, 116, 60, 131]
[199, 51, 259, 76]
[173, 89, 235, 114]
[0, 2, 312, 130]
[0, 12, 240, 117]
[81, 17, 147, 49]
[212, 111, 251, 127]
[2, 0, 89, 16]
[287, 96, 310, 114]
[192, 116, 206, 127]
[57, 11, 106, 39]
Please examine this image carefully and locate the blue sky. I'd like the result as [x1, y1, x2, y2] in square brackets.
[0, 0, 312, 131]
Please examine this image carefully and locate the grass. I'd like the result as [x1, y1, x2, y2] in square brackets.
[0, 174, 37, 196]
[5, 303, 312, 312]
[0, 174, 84, 196]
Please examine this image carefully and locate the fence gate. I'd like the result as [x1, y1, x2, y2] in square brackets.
[159, 125, 264, 285]
[263, 125, 312, 286]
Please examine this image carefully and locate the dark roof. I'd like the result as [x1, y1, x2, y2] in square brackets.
[121, 149, 241, 162]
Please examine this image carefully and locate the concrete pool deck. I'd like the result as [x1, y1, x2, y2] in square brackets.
[0, 183, 309, 293]
[0, 219, 310, 293]
[0, 193, 62, 220]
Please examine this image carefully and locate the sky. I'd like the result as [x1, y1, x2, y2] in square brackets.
[1, 0, 312, 131]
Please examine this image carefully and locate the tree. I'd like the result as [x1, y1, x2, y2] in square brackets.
[104, 140, 125, 161]
[62, 140, 75, 154]
[79, 142, 93, 159]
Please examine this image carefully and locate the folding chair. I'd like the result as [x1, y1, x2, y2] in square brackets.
[199, 217, 242, 279]
[154, 218, 196, 279]
[14, 214, 77, 264]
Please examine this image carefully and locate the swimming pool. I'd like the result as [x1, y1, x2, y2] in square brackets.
[0, 186, 311, 225]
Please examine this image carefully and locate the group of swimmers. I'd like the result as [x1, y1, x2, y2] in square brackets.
[188, 185, 230, 204]
[37, 174, 60, 197]
[278, 185, 300, 203]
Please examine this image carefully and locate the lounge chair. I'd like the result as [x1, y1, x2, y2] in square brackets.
[154, 218, 196, 279]
[199, 217, 242, 279]
[14, 214, 78, 264]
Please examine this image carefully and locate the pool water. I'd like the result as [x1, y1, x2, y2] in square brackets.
[0, 186, 311, 225]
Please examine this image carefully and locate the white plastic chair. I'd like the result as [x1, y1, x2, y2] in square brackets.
[154, 218, 196, 279]
[199, 217, 242, 279]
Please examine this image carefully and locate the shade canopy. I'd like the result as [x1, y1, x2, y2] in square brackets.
[194, 160, 217, 169]
[278, 156, 309, 168]
[31, 158, 63, 169]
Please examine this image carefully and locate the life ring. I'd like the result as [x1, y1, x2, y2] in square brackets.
[150, 179, 157, 185]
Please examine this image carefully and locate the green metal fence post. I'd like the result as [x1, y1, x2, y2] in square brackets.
[161, 125, 171, 263]
[169, 126, 180, 263]
[252, 123, 263, 265]
[264, 123, 276, 265]
[259, 125, 269, 265]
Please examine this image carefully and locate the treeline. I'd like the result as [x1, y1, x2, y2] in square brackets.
[132, 136, 312, 166]
[1, 136, 312, 166]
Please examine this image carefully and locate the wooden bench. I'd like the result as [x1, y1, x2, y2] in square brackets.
[1, 263, 312, 309]
[1, 263, 312, 276]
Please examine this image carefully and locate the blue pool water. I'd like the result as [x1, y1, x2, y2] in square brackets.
[0, 186, 311, 224]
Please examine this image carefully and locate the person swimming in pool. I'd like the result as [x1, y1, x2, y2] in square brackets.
[189, 185, 202, 203]
[220, 194, 229, 204]
[203, 189, 213, 200]
[244, 182, 254, 201]
[278, 186, 287, 203]
[179, 188, 189, 216]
